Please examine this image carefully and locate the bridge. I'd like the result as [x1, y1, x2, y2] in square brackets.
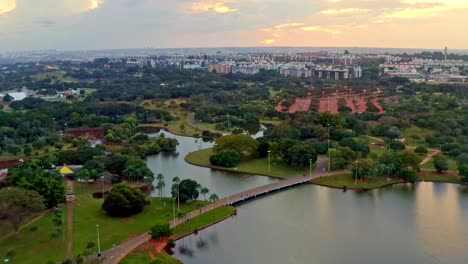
[100, 158, 346, 264]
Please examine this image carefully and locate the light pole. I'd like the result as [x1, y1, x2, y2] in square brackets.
[327, 123, 331, 172]
[227, 114, 230, 132]
[355, 160, 359, 183]
[101, 176, 105, 199]
[309, 159, 312, 180]
[172, 197, 176, 226]
[267, 150, 271, 176]
[96, 224, 101, 260]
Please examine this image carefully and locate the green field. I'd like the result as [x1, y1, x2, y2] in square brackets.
[0, 181, 229, 264]
[185, 148, 308, 178]
[401, 126, 433, 147]
[72, 183, 208, 255]
[0, 206, 68, 264]
[419, 171, 462, 184]
[420, 157, 458, 171]
[312, 174, 401, 190]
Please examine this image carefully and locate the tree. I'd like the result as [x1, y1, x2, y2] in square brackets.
[156, 173, 165, 198]
[172, 179, 200, 203]
[102, 185, 149, 217]
[433, 155, 448, 173]
[213, 134, 258, 159]
[123, 157, 154, 182]
[388, 141, 406, 151]
[200, 187, 210, 201]
[352, 158, 376, 181]
[6, 164, 65, 208]
[458, 165, 468, 183]
[150, 223, 172, 239]
[172, 177, 180, 211]
[330, 147, 356, 170]
[0, 187, 44, 232]
[286, 143, 317, 168]
[209, 193, 219, 208]
[414, 146, 428, 155]
[209, 150, 241, 168]
[268, 122, 300, 140]
[3, 93, 14, 102]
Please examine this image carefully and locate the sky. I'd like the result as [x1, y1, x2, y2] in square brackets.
[0, 0, 467, 52]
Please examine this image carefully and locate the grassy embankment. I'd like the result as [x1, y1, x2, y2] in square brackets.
[0, 182, 233, 264]
[312, 170, 463, 190]
[121, 206, 236, 264]
[185, 148, 308, 179]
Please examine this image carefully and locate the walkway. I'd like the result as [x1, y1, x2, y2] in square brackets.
[66, 179, 74, 259]
[99, 158, 345, 264]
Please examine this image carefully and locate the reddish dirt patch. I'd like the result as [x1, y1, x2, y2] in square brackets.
[0, 159, 21, 169]
[275, 97, 312, 113]
[64, 128, 104, 139]
[133, 238, 170, 260]
[316, 94, 385, 114]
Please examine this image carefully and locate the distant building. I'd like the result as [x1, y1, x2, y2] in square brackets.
[351, 66, 362, 78]
[208, 64, 232, 74]
[280, 67, 312, 78]
[313, 68, 349, 80]
[0, 92, 27, 101]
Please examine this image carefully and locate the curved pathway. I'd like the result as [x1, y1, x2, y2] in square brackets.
[98, 158, 345, 264]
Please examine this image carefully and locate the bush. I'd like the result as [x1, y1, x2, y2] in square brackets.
[150, 223, 172, 239]
[388, 141, 406, 151]
[414, 146, 428, 154]
[102, 184, 149, 217]
[209, 150, 241, 168]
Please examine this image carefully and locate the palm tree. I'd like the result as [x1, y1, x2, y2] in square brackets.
[156, 174, 165, 197]
[200, 187, 209, 201]
[209, 194, 219, 209]
[172, 176, 180, 212]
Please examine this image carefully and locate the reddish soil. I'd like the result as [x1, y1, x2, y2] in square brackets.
[0, 159, 21, 169]
[64, 128, 104, 139]
[131, 238, 169, 260]
[275, 97, 312, 113]
[316, 94, 385, 114]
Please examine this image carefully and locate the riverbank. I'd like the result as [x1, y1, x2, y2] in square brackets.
[121, 206, 236, 264]
[185, 148, 307, 179]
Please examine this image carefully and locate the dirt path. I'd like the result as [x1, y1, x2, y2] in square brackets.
[66, 180, 74, 259]
[420, 149, 441, 165]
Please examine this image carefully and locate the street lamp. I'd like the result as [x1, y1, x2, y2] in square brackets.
[355, 160, 359, 183]
[327, 123, 331, 172]
[267, 150, 271, 176]
[96, 224, 101, 260]
[172, 197, 176, 227]
[101, 176, 105, 199]
[309, 159, 312, 180]
[226, 114, 230, 132]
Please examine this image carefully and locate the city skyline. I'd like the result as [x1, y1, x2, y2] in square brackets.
[0, 0, 467, 52]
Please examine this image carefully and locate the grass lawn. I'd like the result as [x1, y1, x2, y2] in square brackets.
[312, 174, 401, 190]
[121, 248, 178, 264]
[419, 170, 462, 184]
[420, 157, 458, 171]
[72, 183, 209, 256]
[0, 205, 68, 264]
[121, 206, 236, 264]
[401, 126, 433, 147]
[172, 206, 236, 239]
[185, 148, 308, 178]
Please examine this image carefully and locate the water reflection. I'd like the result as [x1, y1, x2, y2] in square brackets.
[173, 183, 468, 264]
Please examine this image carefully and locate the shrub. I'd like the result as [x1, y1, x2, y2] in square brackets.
[414, 146, 428, 154]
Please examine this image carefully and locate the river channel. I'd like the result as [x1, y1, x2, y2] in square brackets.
[147, 131, 468, 264]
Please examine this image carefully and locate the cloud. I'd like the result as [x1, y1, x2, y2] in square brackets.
[0, 0, 16, 15]
[188, 0, 238, 14]
[274, 23, 304, 29]
[321, 8, 369, 15]
[301, 26, 341, 35]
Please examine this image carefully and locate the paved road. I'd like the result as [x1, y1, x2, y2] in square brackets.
[98, 158, 345, 264]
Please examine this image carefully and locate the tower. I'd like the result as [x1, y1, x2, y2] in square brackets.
[444, 46, 447, 61]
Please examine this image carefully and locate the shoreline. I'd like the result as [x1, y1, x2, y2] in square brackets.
[185, 150, 465, 190]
